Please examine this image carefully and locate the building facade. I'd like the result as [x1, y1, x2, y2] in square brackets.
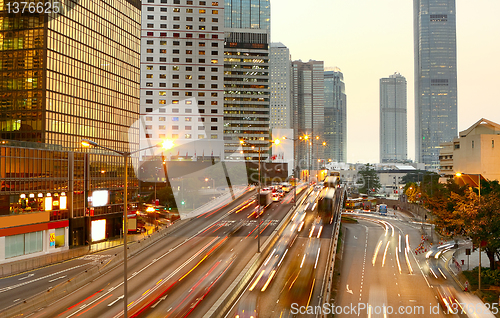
[223, 0, 270, 162]
[292, 60, 325, 175]
[139, 0, 225, 162]
[324, 68, 347, 163]
[380, 72, 407, 163]
[414, 0, 458, 169]
[269, 42, 291, 130]
[0, 0, 141, 258]
[439, 118, 500, 181]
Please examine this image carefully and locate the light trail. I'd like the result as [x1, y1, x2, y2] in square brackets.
[372, 241, 383, 266]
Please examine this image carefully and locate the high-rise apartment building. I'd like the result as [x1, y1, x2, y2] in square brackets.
[324, 68, 346, 163]
[0, 0, 141, 255]
[269, 43, 291, 130]
[140, 0, 225, 161]
[292, 60, 324, 173]
[414, 0, 458, 168]
[223, 0, 270, 161]
[380, 72, 407, 163]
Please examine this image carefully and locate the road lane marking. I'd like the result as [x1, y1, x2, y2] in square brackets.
[346, 285, 353, 294]
[18, 273, 34, 280]
[151, 295, 167, 309]
[48, 275, 66, 283]
[107, 295, 124, 307]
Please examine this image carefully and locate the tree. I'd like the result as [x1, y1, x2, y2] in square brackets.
[357, 164, 381, 195]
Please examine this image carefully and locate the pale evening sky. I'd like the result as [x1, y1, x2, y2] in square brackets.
[270, 0, 500, 164]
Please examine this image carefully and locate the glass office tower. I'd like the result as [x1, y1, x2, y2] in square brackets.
[0, 0, 141, 250]
[324, 68, 346, 163]
[224, 0, 270, 30]
[414, 0, 457, 169]
[380, 73, 407, 163]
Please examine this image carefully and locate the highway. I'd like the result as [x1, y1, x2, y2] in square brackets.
[336, 212, 453, 318]
[6, 187, 303, 318]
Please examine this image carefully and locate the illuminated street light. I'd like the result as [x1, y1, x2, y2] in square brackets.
[81, 138, 173, 318]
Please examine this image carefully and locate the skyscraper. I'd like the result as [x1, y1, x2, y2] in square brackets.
[324, 68, 347, 163]
[380, 72, 407, 163]
[414, 0, 458, 168]
[292, 60, 324, 174]
[140, 0, 225, 161]
[0, 0, 141, 251]
[269, 43, 291, 130]
[223, 0, 270, 161]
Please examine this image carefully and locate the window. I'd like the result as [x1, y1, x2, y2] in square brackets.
[186, 75, 193, 79]
[211, 67, 217, 72]
[199, 25, 206, 30]
[172, 125, 179, 130]
[211, 51, 218, 55]
[159, 117, 166, 121]
[211, 34, 218, 39]
[186, 58, 193, 63]
[186, 25, 193, 30]
[185, 117, 192, 121]
[173, 24, 180, 29]
[159, 125, 166, 130]
[146, 108, 153, 112]
[186, 8, 193, 13]
[185, 134, 192, 139]
[199, 59, 205, 63]
[172, 92, 179, 96]
[187, 33, 193, 38]
[172, 100, 179, 104]
[199, 67, 206, 71]
[174, 0, 180, 3]
[185, 92, 192, 96]
[146, 91, 153, 95]
[160, 57, 167, 62]
[172, 134, 179, 138]
[187, 0, 193, 3]
[146, 99, 153, 103]
[173, 8, 180, 12]
[186, 100, 192, 105]
[198, 84, 205, 88]
[198, 92, 205, 97]
[186, 108, 192, 113]
[211, 84, 218, 89]
[160, 24, 167, 28]
[211, 126, 218, 130]
[211, 134, 218, 139]
[185, 83, 193, 88]
[211, 76, 218, 80]
[186, 41, 193, 46]
[198, 126, 205, 130]
[147, 0, 154, 2]
[173, 58, 179, 62]
[211, 118, 218, 122]
[173, 33, 180, 37]
[172, 117, 179, 121]
[186, 16, 193, 21]
[159, 134, 166, 138]
[172, 109, 180, 113]
[199, 1, 205, 4]
[146, 49, 154, 53]
[199, 9, 206, 14]
[211, 109, 218, 114]
[173, 74, 179, 79]
[146, 57, 153, 61]
[211, 92, 217, 97]
[159, 108, 166, 113]
[211, 101, 217, 105]
[160, 49, 167, 54]
[147, 15, 154, 19]
[172, 66, 180, 70]
[212, 10, 218, 14]
[212, 26, 218, 31]
[159, 100, 166, 104]
[472, 141, 475, 148]
[159, 82, 166, 86]
[186, 50, 193, 54]
[146, 134, 152, 138]
[145, 125, 153, 129]
[211, 42, 218, 47]
[146, 74, 153, 78]
[198, 134, 205, 139]
[147, 40, 154, 45]
[146, 116, 153, 121]
[160, 32, 167, 37]
[160, 6, 167, 11]
[147, 23, 154, 28]
[186, 126, 192, 130]
[199, 42, 206, 47]
[212, 1, 218, 5]
[199, 117, 205, 121]
[211, 59, 218, 64]
[199, 34, 206, 38]
[186, 66, 192, 71]
[212, 18, 218, 22]
[199, 75, 206, 80]
[146, 65, 153, 70]
[147, 32, 153, 36]
[160, 16, 167, 20]
[173, 41, 180, 46]
[147, 7, 154, 11]
[173, 16, 180, 20]
[199, 110, 205, 114]
[146, 82, 153, 86]
[199, 50, 205, 55]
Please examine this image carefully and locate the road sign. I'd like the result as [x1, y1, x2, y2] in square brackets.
[466, 248, 471, 255]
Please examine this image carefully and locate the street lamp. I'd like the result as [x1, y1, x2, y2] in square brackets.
[240, 138, 280, 253]
[205, 177, 215, 195]
[81, 138, 173, 318]
[455, 172, 482, 291]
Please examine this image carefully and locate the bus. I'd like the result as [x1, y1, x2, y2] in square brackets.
[377, 204, 387, 215]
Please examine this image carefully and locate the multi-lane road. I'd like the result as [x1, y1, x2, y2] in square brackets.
[2, 187, 477, 318]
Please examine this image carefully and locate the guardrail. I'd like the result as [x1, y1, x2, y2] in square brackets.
[318, 186, 346, 318]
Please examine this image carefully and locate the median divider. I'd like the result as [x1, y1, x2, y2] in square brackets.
[203, 188, 310, 318]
